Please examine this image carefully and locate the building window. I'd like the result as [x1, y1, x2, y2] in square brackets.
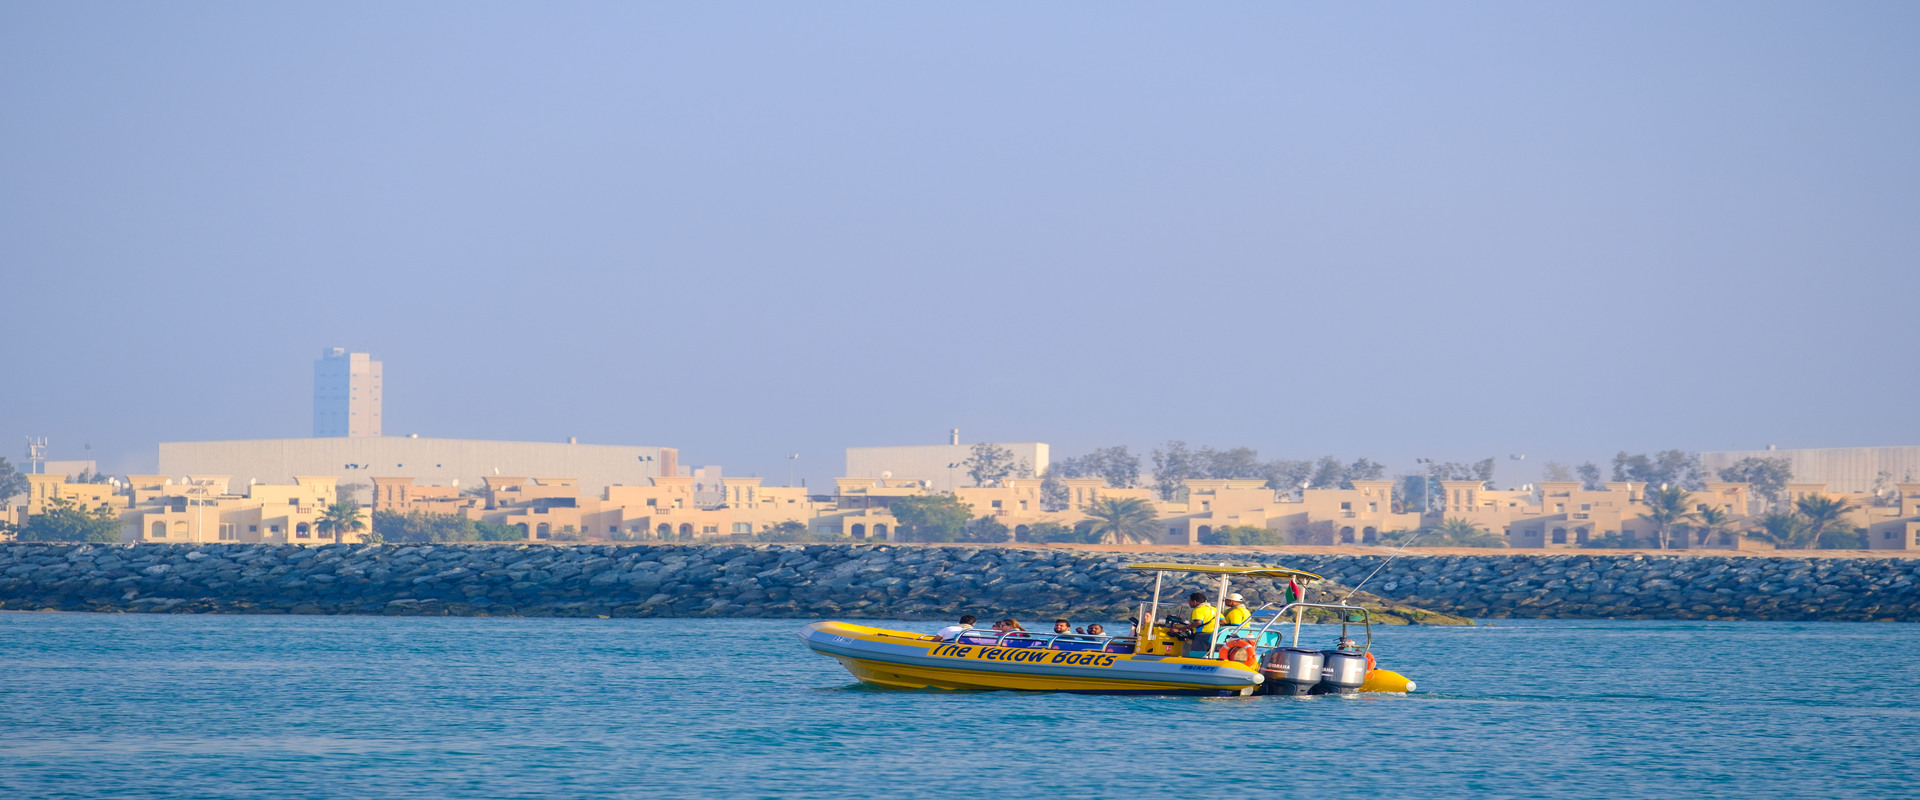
[249, 525, 258, 532]
[1339, 502, 1351, 511]
[646, 499, 657, 507]
[702, 525, 718, 534]
[732, 523, 751, 534]
[991, 500, 1003, 509]
[1580, 504, 1591, 511]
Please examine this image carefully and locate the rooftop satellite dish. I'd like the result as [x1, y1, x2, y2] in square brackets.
[881, 471, 892, 479]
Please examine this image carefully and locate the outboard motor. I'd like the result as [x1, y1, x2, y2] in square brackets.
[1313, 650, 1369, 695]
[1261, 647, 1324, 696]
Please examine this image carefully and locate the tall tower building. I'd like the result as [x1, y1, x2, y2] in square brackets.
[313, 348, 382, 438]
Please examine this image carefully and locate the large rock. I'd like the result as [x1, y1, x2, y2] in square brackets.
[0, 543, 1913, 622]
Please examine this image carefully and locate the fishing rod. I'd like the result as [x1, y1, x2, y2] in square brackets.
[1341, 529, 1425, 605]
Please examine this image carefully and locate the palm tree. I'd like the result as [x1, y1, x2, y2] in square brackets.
[1638, 485, 1693, 550]
[1749, 511, 1810, 549]
[316, 501, 368, 545]
[1689, 505, 1731, 547]
[1793, 493, 1857, 551]
[1081, 497, 1160, 544]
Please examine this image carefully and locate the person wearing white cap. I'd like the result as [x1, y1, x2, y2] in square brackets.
[1223, 592, 1251, 627]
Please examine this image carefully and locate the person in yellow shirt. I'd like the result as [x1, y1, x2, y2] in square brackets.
[1176, 591, 1219, 657]
[1222, 592, 1252, 629]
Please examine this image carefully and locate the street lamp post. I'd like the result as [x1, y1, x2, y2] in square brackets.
[786, 454, 799, 488]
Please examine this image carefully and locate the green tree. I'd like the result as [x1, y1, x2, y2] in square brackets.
[1749, 511, 1810, 549]
[1199, 525, 1282, 546]
[1019, 521, 1085, 543]
[0, 457, 25, 504]
[889, 494, 974, 542]
[1612, 450, 1705, 490]
[1579, 530, 1637, 549]
[1794, 493, 1859, 550]
[1150, 441, 1198, 500]
[1422, 518, 1506, 548]
[1575, 462, 1604, 490]
[1715, 456, 1793, 510]
[14, 497, 122, 542]
[1638, 484, 1693, 549]
[477, 519, 526, 541]
[1260, 459, 1313, 496]
[754, 521, 812, 542]
[1688, 505, 1733, 547]
[335, 481, 371, 505]
[962, 443, 1028, 488]
[71, 468, 113, 485]
[316, 501, 367, 544]
[1080, 497, 1160, 544]
[1541, 461, 1575, 482]
[964, 516, 1011, 543]
[1040, 446, 1143, 510]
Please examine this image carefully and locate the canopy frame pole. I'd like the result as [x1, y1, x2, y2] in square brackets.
[1145, 570, 1165, 644]
[1291, 603, 1305, 647]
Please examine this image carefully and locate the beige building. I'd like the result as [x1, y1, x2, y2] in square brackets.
[313, 348, 383, 438]
[846, 440, 1050, 493]
[1701, 445, 1920, 494]
[1783, 482, 1920, 552]
[4, 473, 370, 545]
[159, 437, 677, 498]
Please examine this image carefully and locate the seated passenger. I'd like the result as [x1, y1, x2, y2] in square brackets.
[1053, 619, 1072, 634]
[1084, 623, 1105, 636]
[1223, 593, 1252, 628]
[933, 614, 978, 642]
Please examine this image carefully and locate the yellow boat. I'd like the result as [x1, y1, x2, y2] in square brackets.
[799, 562, 1418, 696]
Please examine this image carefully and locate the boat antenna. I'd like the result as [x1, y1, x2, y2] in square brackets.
[1341, 530, 1424, 605]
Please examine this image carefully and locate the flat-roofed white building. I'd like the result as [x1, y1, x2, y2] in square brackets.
[159, 437, 677, 497]
[1701, 445, 1920, 494]
[846, 441, 1049, 493]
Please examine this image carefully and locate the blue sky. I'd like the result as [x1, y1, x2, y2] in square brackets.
[4, 2, 1916, 489]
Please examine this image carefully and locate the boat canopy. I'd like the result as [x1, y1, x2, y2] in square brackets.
[1126, 563, 1323, 582]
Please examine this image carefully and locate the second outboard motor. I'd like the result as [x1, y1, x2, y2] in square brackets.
[1313, 650, 1369, 695]
[1261, 647, 1324, 696]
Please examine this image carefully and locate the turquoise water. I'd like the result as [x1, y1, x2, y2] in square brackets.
[1, 613, 1916, 799]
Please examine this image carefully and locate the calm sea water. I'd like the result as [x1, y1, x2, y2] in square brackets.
[1, 612, 1915, 799]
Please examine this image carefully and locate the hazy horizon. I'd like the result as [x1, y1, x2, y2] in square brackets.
[5, 2, 1917, 490]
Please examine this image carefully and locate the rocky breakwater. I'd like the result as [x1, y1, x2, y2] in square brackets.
[0, 543, 1466, 624]
[1263, 552, 1920, 622]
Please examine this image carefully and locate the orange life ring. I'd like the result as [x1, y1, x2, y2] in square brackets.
[1217, 639, 1258, 668]
[1365, 652, 1377, 672]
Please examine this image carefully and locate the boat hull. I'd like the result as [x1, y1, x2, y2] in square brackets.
[800, 621, 1266, 695]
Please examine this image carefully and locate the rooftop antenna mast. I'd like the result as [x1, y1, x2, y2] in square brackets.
[24, 436, 47, 475]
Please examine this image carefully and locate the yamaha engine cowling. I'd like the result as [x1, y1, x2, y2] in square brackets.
[1312, 650, 1368, 694]
[1261, 647, 1324, 696]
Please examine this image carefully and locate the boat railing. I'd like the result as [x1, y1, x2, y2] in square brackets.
[1245, 602, 1374, 650]
[945, 629, 1136, 652]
